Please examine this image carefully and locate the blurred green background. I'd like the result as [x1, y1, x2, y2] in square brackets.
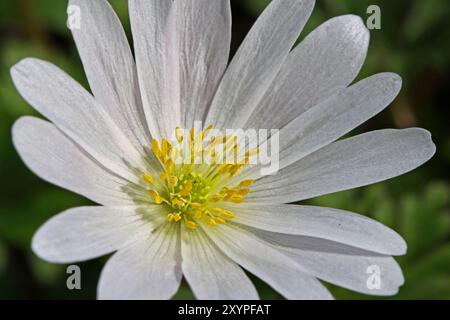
[0, 0, 449, 300]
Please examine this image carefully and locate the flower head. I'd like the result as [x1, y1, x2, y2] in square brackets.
[11, 0, 435, 300]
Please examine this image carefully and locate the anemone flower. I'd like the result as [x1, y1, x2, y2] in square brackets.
[11, 0, 435, 300]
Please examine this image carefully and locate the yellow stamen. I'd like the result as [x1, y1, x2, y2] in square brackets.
[143, 173, 154, 185]
[148, 190, 164, 204]
[229, 195, 244, 203]
[206, 218, 217, 227]
[152, 139, 161, 158]
[190, 202, 202, 209]
[194, 210, 203, 219]
[169, 176, 178, 187]
[214, 217, 226, 224]
[185, 220, 197, 230]
[179, 180, 193, 196]
[175, 127, 184, 143]
[238, 179, 255, 187]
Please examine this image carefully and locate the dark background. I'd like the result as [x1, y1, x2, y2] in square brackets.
[0, 0, 449, 299]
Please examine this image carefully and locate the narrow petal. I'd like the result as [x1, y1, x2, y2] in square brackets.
[204, 224, 333, 300]
[248, 128, 436, 204]
[276, 73, 402, 169]
[98, 224, 182, 300]
[229, 203, 406, 255]
[255, 229, 404, 296]
[32, 206, 158, 264]
[234, 73, 402, 182]
[129, 0, 181, 140]
[205, 0, 315, 129]
[69, 0, 150, 149]
[10, 58, 144, 182]
[245, 15, 370, 130]
[176, 0, 232, 128]
[181, 228, 258, 300]
[12, 117, 133, 206]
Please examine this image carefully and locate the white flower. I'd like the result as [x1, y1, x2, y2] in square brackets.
[10, 0, 435, 300]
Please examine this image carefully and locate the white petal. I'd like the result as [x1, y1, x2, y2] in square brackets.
[234, 73, 402, 182]
[204, 224, 333, 300]
[277, 73, 402, 169]
[98, 224, 182, 300]
[245, 15, 370, 130]
[230, 203, 406, 255]
[256, 230, 404, 296]
[129, 0, 181, 140]
[13, 117, 133, 206]
[69, 0, 150, 149]
[176, 0, 232, 128]
[181, 228, 258, 300]
[10, 58, 144, 182]
[32, 206, 158, 264]
[205, 0, 315, 129]
[249, 128, 436, 204]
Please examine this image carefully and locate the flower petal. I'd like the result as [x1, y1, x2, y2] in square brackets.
[32, 206, 158, 264]
[255, 229, 404, 296]
[230, 203, 406, 255]
[13, 116, 133, 206]
[276, 73, 402, 169]
[129, 0, 181, 140]
[176, 0, 232, 128]
[233, 73, 402, 182]
[204, 224, 333, 300]
[205, 0, 315, 129]
[98, 224, 182, 300]
[10, 58, 144, 182]
[248, 128, 436, 204]
[245, 15, 370, 130]
[181, 227, 258, 300]
[69, 0, 150, 149]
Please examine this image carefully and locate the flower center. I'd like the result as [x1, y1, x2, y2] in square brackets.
[142, 126, 258, 231]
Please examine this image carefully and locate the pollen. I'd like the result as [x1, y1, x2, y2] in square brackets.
[142, 126, 258, 231]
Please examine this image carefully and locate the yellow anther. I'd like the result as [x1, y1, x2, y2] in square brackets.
[237, 188, 251, 196]
[206, 218, 217, 227]
[160, 171, 168, 181]
[175, 127, 184, 143]
[209, 194, 224, 202]
[161, 139, 171, 157]
[238, 179, 255, 187]
[151, 139, 161, 158]
[185, 220, 197, 230]
[169, 176, 178, 187]
[179, 180, 193, 196]
[148, 190, 164, 204]
[210, 208, 225, 215]
[174, 213, 182, 222]
[203, 125, 213, 138]
[229, 195, 244, 203]
[143, 173, 154, 185]
[214, 217, 227, 224]
[190, 202, 202, 209]
[164, 159, 174, 174]
[211, 208, 236, 219]
[194, 210, 203, 219]
[189, 128, 195, 142]
[222, 210, 236, 219]
[167, 214, 175, 222]
[172, 198, 185, 207]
